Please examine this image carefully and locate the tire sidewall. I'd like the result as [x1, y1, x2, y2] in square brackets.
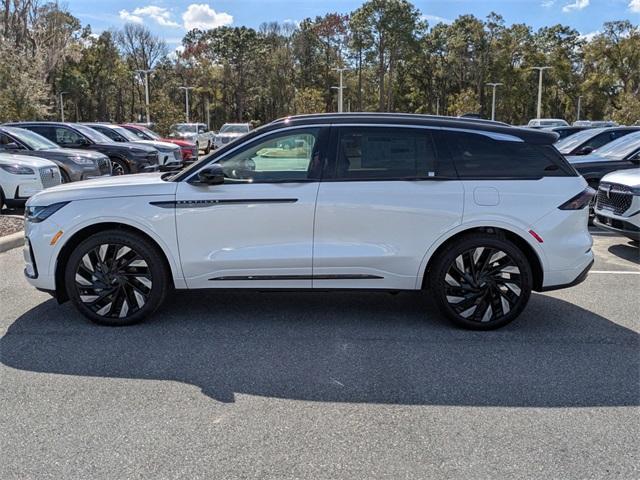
[64, 230, 168, 326]
[430, 234, 533, 330]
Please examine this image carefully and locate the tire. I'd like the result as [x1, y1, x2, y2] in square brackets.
[429, 233, 533, 330]
[60, 169, 71, 183]
[111, 158, 129, 176]
[0, 188, 5, 212]
[204, 141, 211, 155]
[64, 230, 170, 326]
[587, 181, 598, 225]
[195, 142, 199, 153]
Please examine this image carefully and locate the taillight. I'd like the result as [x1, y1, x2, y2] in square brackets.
[558, 187, 595, 210]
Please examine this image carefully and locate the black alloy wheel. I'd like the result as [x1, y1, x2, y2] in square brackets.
[431, 234, 532, 330]
[111, 158, 128, 176]
[65, 230, 169, 325]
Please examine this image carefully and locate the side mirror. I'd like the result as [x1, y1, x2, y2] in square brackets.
[195, 164, 225, 185]
[2, 142, 21, 150]
[578, 146, 594, 155]
[72, 138, 90, 147]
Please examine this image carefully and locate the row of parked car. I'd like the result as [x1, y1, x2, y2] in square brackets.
[0, 121, 253, 210]
[535, 122, 640, 240]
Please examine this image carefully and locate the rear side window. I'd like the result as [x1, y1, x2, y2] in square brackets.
[438, 130, 568, 179]
[334, 127, 447, 180]
[26, 126, 56, 142]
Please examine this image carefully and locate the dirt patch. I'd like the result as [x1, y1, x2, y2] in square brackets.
[0, 216, 23, 237]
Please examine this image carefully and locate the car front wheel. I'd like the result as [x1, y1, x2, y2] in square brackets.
[430, 234, 532, 330]
[64, 230, 170, 326]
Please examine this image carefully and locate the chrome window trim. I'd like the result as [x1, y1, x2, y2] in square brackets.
[184, 124, 331, 183]
[183, 122, 524, 183]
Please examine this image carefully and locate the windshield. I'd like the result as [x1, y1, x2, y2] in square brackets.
[74, 124, 113, 143]
[112, 126, 141, 142]
[4, 127, 59, 150]
[139, 127, 161, 140]
[595, 132, 640, 160]
[220, 124, 249, 134]
[171, 124, 197, 134]
[555, 128, 605, 153]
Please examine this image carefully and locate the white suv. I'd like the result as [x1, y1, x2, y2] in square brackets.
[594, 168, 640, 241]
[23, 114, 594, 329]
[1, 153, 61, 209]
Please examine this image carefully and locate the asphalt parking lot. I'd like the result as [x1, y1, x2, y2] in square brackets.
[0, 230, 638, 479]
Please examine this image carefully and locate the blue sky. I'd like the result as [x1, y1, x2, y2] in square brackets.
[70, 0, 639, 50]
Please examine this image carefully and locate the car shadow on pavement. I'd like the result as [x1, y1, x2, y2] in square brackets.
[1, 290, 638, 407]
[608, 242, 640, 265]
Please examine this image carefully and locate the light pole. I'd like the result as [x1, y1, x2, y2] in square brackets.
[486, 82, 503, 121]
[59, 92, 69, 122]
[331, 68, 348, 113]
[135, 69, 153, 124]
[179, 86, 195, 123]
[576, 95, 583, 122]
[531, 66, 552, 119]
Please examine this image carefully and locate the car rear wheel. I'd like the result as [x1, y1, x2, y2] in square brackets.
[430, 234, 532, 330]
[64, 230, 170, 326]
[204, 141, 211, 154]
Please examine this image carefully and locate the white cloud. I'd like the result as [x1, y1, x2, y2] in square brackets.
[421, 14, 452, 25]
[131, 6, 180, 27]
[119, 9, 144, 24]
[630, 0, 640, 13]
[562, 0, 590, 12]
[541, 0, 555, 7]
[182, 3, 233, 30]
[579, 30, 600, 41]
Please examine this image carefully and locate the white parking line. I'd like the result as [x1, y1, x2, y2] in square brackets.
[590, 270, 640, 275]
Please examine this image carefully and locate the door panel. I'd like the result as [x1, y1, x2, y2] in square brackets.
[312, 126, 464, 290]
[176, 127, 328, 289]
[176, 182, 319, 288]
[313, 181, 464, 289]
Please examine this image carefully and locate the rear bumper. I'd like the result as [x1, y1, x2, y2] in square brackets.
[539, 258, 594, 292]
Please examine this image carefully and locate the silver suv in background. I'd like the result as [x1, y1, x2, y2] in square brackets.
[169, 123, 214, 154]
[213, 123, 252, 149]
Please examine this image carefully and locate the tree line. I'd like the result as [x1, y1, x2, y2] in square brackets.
[1, 0, 638, 134]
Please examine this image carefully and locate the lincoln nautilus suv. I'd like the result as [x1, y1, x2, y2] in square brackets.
[23, 114, 594, 329]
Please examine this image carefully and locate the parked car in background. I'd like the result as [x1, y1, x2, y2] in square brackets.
[5, 122, 159, 176]
[83, 123, 182, 169]
[169, 123, 214, 154]
[213, 123, 252, 149]
[23, 113, 594, 330]
[0, 152, 61, 209]
[543, 125, 591, 141]
[556, 127, 639, 156]
[594, 168, 640, 241]
[0, 126, 111, 182]
[121, 124, 198, 163]
[527, 118, 569, 128]
[573, 120, 618, 128]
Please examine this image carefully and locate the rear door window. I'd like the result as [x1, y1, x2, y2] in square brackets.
[332, 127, 452, 180]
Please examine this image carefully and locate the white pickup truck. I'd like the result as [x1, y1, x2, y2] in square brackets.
[168, 123, 215, 154]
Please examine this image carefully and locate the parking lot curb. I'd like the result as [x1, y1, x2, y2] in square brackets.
[0, 231, 23, 253]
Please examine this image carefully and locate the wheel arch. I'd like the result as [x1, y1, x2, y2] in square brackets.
[54, 221, 178, 303]
[418, 225, 545, 292]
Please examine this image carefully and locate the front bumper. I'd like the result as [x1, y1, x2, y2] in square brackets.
[594, 214, 640, 241]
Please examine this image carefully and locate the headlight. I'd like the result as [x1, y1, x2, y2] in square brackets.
[25, 202, 70, 223]
[0, 164, 34, 175]
[70, 156, 95, 165]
